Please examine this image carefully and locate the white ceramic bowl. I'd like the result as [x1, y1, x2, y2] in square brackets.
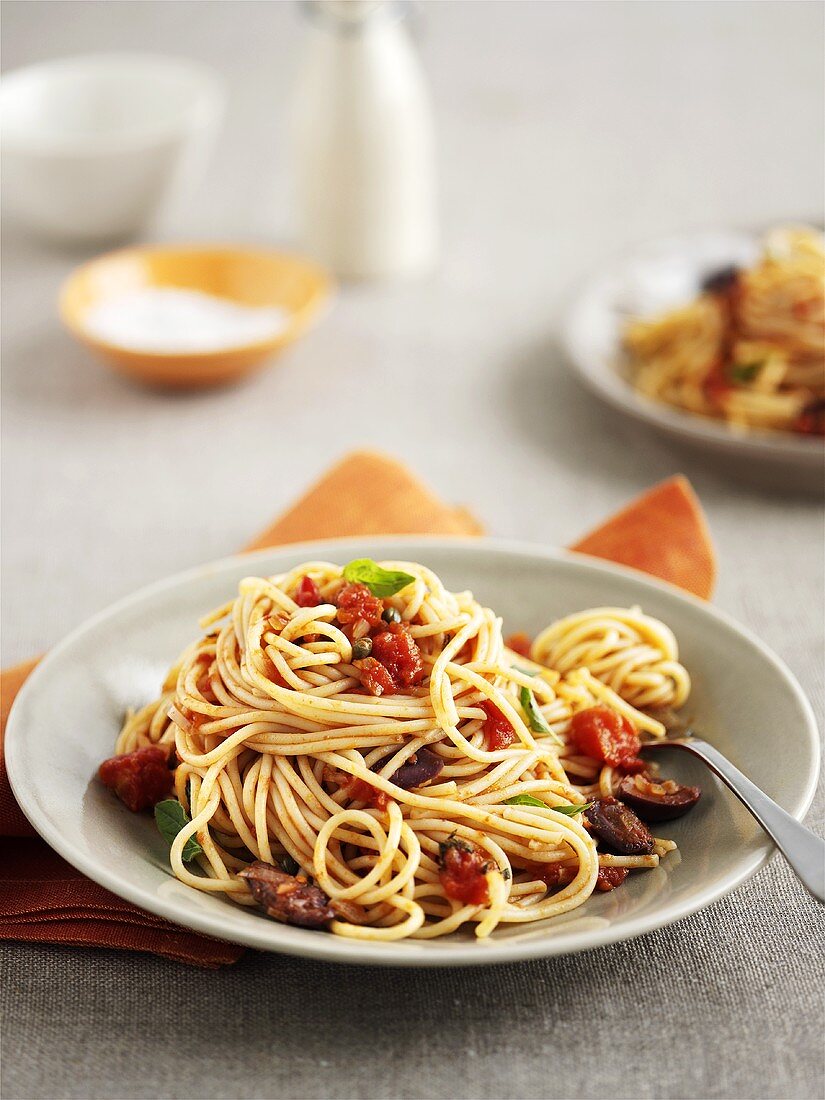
[5, 538, 819, 967]
[1, 53, 224, 244]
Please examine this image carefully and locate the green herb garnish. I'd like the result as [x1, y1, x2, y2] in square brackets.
[154, 799, 202, 862]
[505, 794, 592, 816]
[519, 686, 563, 744]
[505, 793, 548, 808]
[728, 361, 762, 383]
[342, 559, 416, 598]
[520, 685, 552, 734]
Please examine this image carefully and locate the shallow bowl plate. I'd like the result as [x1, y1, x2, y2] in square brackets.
[6, 538, 820, 966]
[562, 228, 824, 489]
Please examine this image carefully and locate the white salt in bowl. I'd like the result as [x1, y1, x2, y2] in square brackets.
[60, 244, 333, 388]
[1, 53, 224, 244]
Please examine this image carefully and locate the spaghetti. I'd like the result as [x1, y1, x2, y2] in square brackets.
[624, 226, 825, 436]
[105, 559, 698, 941]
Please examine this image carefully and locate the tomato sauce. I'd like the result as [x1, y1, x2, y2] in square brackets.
[261, 655, 289, 688]
[504, 632, 532, 658]
[595, 866, 629, 892]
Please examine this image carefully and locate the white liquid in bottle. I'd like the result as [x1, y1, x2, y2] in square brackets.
[290, 0, 438, 279]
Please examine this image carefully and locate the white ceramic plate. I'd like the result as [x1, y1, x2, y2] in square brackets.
[6, 538, 820, 967]
[562, 229, 824, 488]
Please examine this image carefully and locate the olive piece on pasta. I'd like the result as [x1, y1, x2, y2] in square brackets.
[240, 861, 335, 929]
[382, 606, 402, 624]
[617, 774, 701, 822]
[351, 637, 373, 661]
[585, 797, 654, 856]
[700, 264, 739, 295]
[390, 747, 444, 790]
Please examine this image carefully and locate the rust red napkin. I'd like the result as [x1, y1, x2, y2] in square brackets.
[0, 450, 715, 966]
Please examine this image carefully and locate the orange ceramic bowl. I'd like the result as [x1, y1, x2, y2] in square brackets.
[59, 244, 333, 388]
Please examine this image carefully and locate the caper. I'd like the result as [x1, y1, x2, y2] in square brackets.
[280, 854, 300, 876]
[352, 637, 373, 660]
[382, 606, 402, 624]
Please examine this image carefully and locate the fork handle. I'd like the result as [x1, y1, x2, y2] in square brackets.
[682, 739, 824, 903]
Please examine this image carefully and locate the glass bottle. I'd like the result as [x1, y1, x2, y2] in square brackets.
[290, 0, 438, 279]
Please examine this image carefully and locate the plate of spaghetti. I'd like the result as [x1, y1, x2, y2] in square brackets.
[564, 226, 825, 484]
[5, 539, 819, 966]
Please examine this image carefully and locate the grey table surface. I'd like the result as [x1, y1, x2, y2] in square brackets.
[1, 3, 824, 1099]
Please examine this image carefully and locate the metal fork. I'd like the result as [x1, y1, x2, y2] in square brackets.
[643, 732, 824, 903]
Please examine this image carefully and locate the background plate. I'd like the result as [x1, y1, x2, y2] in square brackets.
[6, 537, 820, 966]
[562, 228, 824, 490]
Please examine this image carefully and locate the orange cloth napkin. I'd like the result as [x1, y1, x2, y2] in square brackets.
[0, 450, 715, 967]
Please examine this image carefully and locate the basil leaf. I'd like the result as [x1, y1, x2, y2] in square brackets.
[552, 801, 593, 816]
[728, 361, 762, 383]
[505, 794, 592, 816]
[342, 559, 415, 597]
[520, 685, 553, 734]
[505, 794, 547, 807]
[154, 799, 202, 862]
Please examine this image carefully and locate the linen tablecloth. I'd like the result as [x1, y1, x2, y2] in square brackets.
[2, 3, 822, 1098]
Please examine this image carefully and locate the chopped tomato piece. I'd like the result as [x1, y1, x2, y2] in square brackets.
[178, 705, 206, 731]
[702, 360, 731, 406]
[569, 705, 640, 767]
[325, 765, 389, 810]
[98, 746, 172, 812]
[438, 838, 491, 905]
[371, 622, 424, 687]
[531, 862, 575, 889]
[792, 299, 817, 320]
[479, 699, 516, 750]
[294, 574, 322, 607]
[595, 866, 629, 892]
[354, 656, 396, 696]
[796, 399, 825, 436]
[336, 582, 384, 632]
[504, 632, 532, 658]
[345, 776, 389, 810]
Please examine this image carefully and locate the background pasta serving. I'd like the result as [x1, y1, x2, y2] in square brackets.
[623, 227, 825, 437]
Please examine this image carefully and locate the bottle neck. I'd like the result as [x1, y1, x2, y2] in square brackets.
[300, 0, 403, 36]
